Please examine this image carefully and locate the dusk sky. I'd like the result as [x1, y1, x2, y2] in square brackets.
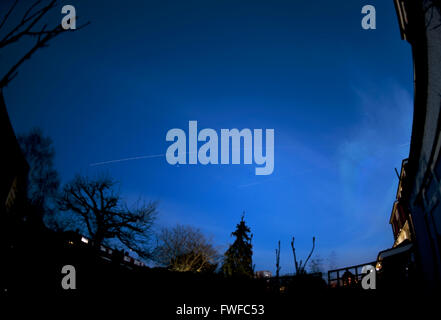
[1, 0, 413, 273]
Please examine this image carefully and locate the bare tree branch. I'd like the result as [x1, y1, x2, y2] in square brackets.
[0, 0, 19, 30]
[291, 236, 316, 275]
[0, 0, 90, 89]
[154, 225, 219, 272]
[302, 236, 315, 271]
[58, 174, 157, 258]
[0, 0, 57, 48]
[291, 236, 299, 274]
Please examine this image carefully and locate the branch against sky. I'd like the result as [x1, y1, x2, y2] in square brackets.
[291, 236, 316, 275]
[57, 174, 157, 259]
[0, 0, 89, 88]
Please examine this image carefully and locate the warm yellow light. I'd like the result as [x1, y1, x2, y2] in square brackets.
[376, 262, 382, 271]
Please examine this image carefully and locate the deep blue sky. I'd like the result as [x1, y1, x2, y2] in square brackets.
[1, 0, 413, 273]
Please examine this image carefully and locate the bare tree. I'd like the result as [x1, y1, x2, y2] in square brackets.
[154, 225, 219, 273]
[290, 236, 315, 275]
[275, 240, 281, 278]
[0, 0, 89, 89]
[58, 174, 157, 259]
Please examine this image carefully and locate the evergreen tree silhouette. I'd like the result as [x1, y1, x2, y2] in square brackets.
[222, 213, 253, 278]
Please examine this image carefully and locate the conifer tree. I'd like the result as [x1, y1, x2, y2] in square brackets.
[222, 214, 253, 278]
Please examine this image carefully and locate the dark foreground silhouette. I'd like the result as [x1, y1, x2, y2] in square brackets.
[2, 219, 434, 317]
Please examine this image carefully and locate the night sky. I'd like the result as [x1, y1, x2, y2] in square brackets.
[1, 0, 413, 273]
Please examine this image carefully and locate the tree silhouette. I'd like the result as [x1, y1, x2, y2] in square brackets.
[0, 0, 89, 89]
[17, 128, 59, 227]
[58, 174, 157, 258]
[290, 236, 315, 275]
[154, 225, 219, 272]
[275, 240, 281, 278]
[222, 214, 253, 278]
